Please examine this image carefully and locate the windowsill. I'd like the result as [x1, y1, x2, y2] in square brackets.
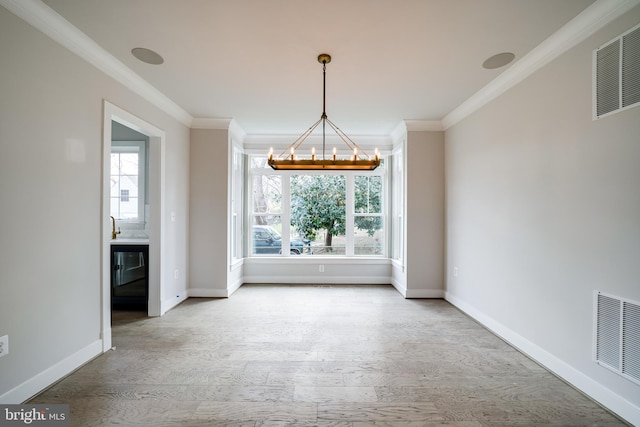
[245, 256, 391, 265]
[113, 219, 146, 225]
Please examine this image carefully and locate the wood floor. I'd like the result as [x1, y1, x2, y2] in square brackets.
[31, 285, 627, 426]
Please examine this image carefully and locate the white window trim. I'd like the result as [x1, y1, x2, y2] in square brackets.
[247, 156, 388, 258]
[111, 140, 146, 223]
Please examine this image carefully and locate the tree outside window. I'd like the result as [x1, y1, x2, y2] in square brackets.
[291, 175, 346, 254]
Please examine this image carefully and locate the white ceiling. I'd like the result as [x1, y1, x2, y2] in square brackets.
[34, 1, 597, 135]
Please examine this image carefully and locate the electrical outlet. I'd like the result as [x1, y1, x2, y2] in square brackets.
[319, 265, 325, 273]
[453, 267, 459, 277]
[0, 335, 8, 358]
[174, 269, 179, 279]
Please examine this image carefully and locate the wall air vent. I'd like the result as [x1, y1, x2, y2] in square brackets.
[593, 23, 640, 119]
[594, 291, 640, 385]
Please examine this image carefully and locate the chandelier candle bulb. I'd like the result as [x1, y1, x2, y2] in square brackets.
[269, 147, 273, 161]
[312, 147, 316, 161]
[333, 147, 337, 161]
[290, 147, 295, 160]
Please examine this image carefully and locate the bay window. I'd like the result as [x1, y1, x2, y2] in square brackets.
[249, 156, 386, 257]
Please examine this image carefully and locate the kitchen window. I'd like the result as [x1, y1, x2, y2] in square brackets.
[111, 141, 145, 221]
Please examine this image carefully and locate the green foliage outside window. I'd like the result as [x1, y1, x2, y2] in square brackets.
[291, 175, 346, 249]
[290, 175, 383, 249]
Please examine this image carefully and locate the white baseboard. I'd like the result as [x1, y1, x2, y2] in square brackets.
[188, 288, 231, 298]
[242, 275, 392, 285]
[0, 340, 103, 404]
[445, 292, 640, 426]
[228, 278, 243, 296]
[391, 280, 407, 297]
[390, 279, 444, 299]
[405, 288, 445, 298]
[162, 292, 189, 314]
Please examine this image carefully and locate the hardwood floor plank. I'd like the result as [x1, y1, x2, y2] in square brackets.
[181, 385, 294, 402]
[266, 373, 345, 387]
[318, 402, 444, 422]
[28, 285, 627, 426]
[293, 386, 378, 403]
[193, 401, 317, 423]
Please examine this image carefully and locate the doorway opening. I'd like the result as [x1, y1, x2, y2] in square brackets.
[102, 100, 166, 352]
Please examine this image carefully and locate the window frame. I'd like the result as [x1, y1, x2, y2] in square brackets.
[248, 155, 387, 258]
[110, 140, 146, 222]
[352, 174, 385, 256]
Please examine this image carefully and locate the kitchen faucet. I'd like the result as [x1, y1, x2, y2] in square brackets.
[110, 216, 121, 240]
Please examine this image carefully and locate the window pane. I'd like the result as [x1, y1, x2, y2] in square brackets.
[110, 144, 144, 221]
[354, 217, 384, 255]
[110, 176, 120, 198]
[252, 175, 281, 214]
[289, 230, 311, 255]
[119, 153, 139, 175]
[306, 230, 345, 255]
[251, 156, 269, 169]
[291, 175, 346, 256]
[119, 175, 139, 197]
[110, 198, 120, 218]
[119, 197, 139, 219]
[355, 176, 382, 213]
[111, 154, 120, 173]
[252, 216, 282, 255]
[253, 215, 281, 229]
[248, 155, 386, 258]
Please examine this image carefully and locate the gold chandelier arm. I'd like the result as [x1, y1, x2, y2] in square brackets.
[325, 118, 372, 159]
[275, 117, 323, 159]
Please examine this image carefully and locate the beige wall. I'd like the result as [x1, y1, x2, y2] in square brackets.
[406, 131, 445, 297]
[445, 6, 640, 420]
[0, 7, 190, 401]
[189, 129, 230, 296]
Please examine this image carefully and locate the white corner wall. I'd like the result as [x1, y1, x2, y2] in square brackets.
[445, 6, 640, 424]
[0, 7, 190, 402]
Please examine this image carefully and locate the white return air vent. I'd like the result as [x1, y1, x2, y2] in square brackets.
[593, 291, 640, 385]
[593, 23, 640, 119]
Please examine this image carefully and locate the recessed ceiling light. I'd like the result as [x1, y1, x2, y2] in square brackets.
[482, 52, 515, 70]
[131, 47, 164, 65]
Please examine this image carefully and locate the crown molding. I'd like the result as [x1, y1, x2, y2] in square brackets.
[190, 117, 234, 129]
[4, 0, 638, 135]
[403, 120, 443, 132]
[441, 0, 640, 130]
[228, 119, 247, 144]
[190, 118, 247, 145]
[390, 121, 407, 144]
[0, 0, 193, 127]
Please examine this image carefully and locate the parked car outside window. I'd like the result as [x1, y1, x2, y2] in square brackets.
[253, 225, 311, 255]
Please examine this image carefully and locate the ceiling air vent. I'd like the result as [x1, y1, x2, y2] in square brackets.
[593, 23, 640, 119]
[594, 291, 640, 385]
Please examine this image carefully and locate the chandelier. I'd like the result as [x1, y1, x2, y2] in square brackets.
[268, 54, 380, 171]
